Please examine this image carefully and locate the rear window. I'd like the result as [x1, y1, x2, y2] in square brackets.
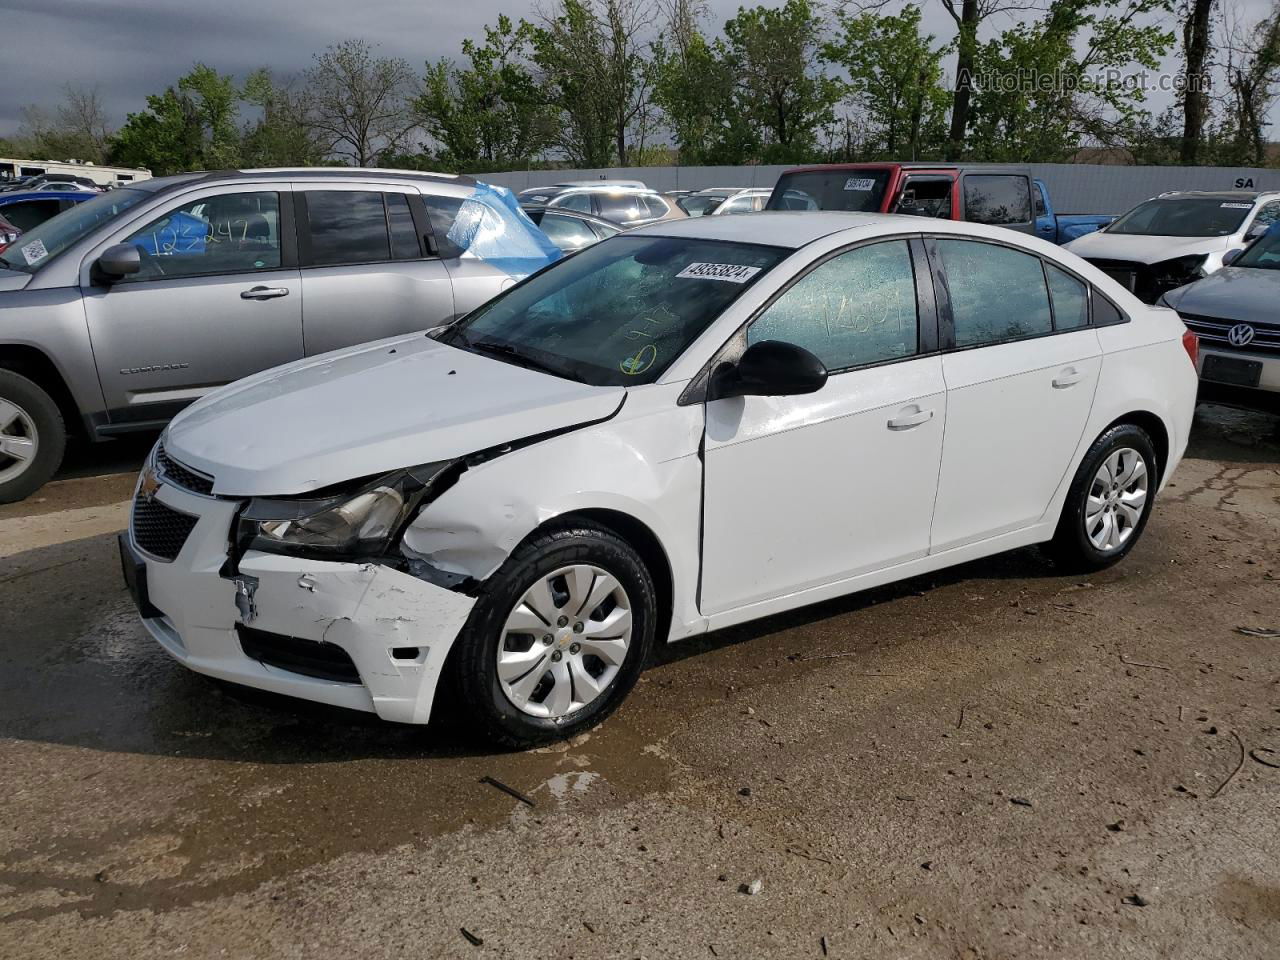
[963, 175, 1032, 225]
[766, 171, 890, 212]
[305, 191, 391, 265]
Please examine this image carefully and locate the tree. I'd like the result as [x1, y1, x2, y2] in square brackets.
[532, 0, 658, 167]
[8, 84, 113, 163]
[824, 4, 949, 160]
[109, 64, 242, 174]
[304, 40, 416, 165]
[939, 0, 1043, 159]
[1179, 0, 1217, 162]
[718, 0, 841, 162]
[417, 16, 553, 171]
[1220, 0, 1280, 165]
[240, 69, 325, 167]
[967, 0, 1173, 162]
[651, 0, 750, 163]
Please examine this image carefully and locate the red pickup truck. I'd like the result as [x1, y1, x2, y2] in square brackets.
[765, 162, 1038, 235]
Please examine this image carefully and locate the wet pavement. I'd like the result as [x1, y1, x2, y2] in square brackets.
[2, 405, 1279, 959]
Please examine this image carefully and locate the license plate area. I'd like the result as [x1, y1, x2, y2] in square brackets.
[1202, 353, 1262, 387]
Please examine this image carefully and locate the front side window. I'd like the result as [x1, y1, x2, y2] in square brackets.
[963, 175, 1032, 225]
[0, 186, 148, 272]
[748, 240, 918, 371]
[557, 192, 594, 214]
[125, 191, 282, 279]
[443, 235, 787, 386]
[1046, 263, 1088, 329]
[1234, 224, 1280, 269]
[305, 190, 389, 266]
[1252, 200, 1280, 227]
[896, 178, 952, 218]
[1107, 197, 1252, 237]
[937, 239, 1052, 346]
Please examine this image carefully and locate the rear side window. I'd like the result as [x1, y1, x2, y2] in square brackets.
[937, 239, 1051, 346]
[641, 195, 670, 219]
[1046, 264, 1088, 329]
[1093, 293, 1126, 326]
[558, 192, 594, 214]
[963, 175, 1032, 225]
[539, 213, 598, 251]
[1033, 183, 1048, 218]
[748, 240, 918, 371]
[596, 193, 647, 221]
[305, 191, 389, 265]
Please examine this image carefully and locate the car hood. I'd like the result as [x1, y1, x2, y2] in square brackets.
[1065, 230, 1229, 264]
[165, 333, 626, 497]
[1162, 266, 1280, 323]
[0, 267, 31, 292]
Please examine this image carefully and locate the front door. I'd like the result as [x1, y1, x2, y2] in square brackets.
[701, 238, 946, 616]
[83, 186, 303, 426]
[928, 237, 1102, 551]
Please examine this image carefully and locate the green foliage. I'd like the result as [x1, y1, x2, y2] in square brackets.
[109, 64, 243, 174]
[824, 5, 950, 160]
[718, 0, 842, 163]
[416, 15, 552, 172]
[241, 69, 325, 167]
[967, 0, 1175, 162]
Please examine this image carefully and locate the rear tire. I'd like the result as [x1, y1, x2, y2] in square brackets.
[449, 520, 656, 749]
[0, 370, 65, 503]
[1047, 423, 1157, 572]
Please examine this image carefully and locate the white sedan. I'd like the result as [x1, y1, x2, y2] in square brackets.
[121, 213, 1199, 746]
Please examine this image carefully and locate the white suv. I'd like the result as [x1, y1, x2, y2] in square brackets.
[1065, 190, 1280, 303]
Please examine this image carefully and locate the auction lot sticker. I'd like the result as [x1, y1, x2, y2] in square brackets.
[844, 178, 877, 191]
[676, 262, 762, 283]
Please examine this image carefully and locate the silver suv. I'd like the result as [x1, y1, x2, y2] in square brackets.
[514, 184, 685, 228]
[0, 168, 557, 501]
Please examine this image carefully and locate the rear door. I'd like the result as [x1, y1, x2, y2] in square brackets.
[82, 184, 303, 424]
[295, 183, 455, 356]
[928, 237, 1101, 551]
[960, 174, 1036, 235]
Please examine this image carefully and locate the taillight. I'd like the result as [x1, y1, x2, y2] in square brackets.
[1182, 328, 1199, 368]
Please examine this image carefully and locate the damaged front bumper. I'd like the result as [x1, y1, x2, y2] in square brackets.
[122, 480, 476, 724]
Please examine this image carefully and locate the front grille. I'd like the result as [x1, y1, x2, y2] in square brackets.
[131, 494, 198, 561]
[1180, 313, 1280, 355]
[156, 443, 214, 496]
[237, 626, 362, 684]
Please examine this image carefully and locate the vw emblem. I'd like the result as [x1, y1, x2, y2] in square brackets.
[1228, 323, 1256, 347]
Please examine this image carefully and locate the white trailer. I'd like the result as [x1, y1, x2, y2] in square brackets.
[0, 158, 152, 187]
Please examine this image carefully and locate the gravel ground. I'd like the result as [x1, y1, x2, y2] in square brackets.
[1, 404, 1278, 959]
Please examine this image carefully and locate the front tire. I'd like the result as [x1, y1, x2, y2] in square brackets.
[0, 370, 66, 503]
[1047, 423, 1157, 572]
[451, 521, 657, 748]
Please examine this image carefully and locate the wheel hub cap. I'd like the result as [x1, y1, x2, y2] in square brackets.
[497, 564, 633, 720]
[1085, 447, 1148, 552]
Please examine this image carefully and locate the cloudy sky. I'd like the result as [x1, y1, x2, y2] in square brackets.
[0, 0, 1274, 139]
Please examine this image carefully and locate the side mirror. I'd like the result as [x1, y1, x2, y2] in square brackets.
[710, 339, 828, 400]
[95, 242, 141, 281]
[1222, 248, 1244, 266]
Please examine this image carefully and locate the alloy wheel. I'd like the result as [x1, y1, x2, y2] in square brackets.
[1085, 447, 1148, 551]
[497, 564, 633, 719]
[0, 397, 38, 485]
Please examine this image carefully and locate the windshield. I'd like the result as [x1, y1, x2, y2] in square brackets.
[1106, 197, 1252, 238]
[680, 194, 727, 217]
[0, 187, 148, 272]
[765, 170, 890, 213]
[1234, 225, 1280, 269]
[440, 235, 788, 386]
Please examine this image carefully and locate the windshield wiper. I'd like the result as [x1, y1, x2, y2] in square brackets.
[466, 338, 578, 380]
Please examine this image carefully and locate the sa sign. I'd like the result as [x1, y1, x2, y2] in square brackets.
[1234, 177, 1256, 189]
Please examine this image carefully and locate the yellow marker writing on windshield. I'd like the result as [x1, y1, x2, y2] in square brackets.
[620, 343, 658, 376]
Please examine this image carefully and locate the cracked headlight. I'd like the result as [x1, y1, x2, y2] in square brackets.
[239, 461, 455, 557]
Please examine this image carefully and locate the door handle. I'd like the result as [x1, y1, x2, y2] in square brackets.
[240, 286, 290, 300]
[1052, 367, 1083, 388]
[887, 406, 934, 430]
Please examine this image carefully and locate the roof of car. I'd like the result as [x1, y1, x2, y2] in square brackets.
[1154, 190, 1280, 201]
[634, 210, 1049, 249]
[133, 168, 474, 197]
